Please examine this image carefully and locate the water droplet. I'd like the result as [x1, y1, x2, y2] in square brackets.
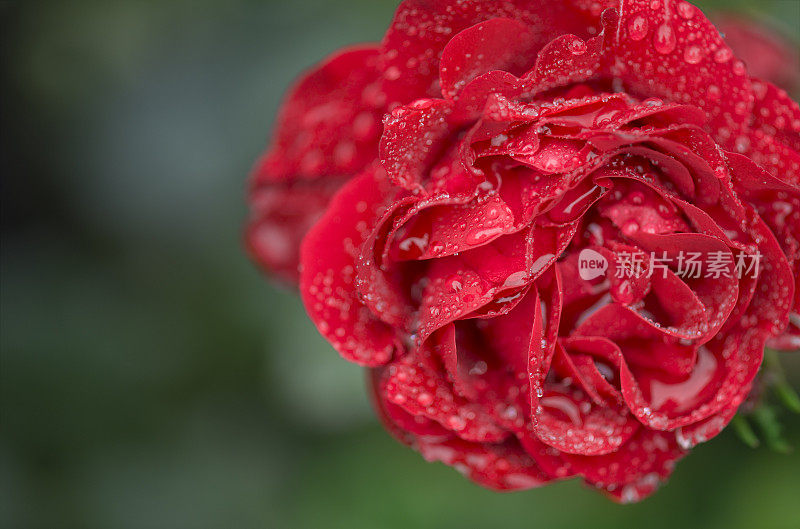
[352, 112, 376, 141]
[469, 361, 488, 376]
[734, 101, 749, 116]
[501, 405, 519, 420]
[622, 220, 640, 235]
[446, 274, 463, 292]
[734, 135, 751, 153]
[447, 415, 466, 430]
[628, 191, 645, 205]
[384, 66, 401, 81]
[683, 45, 703, 64]
[568, 37, 587, 55]
[654, 23, 676, 55]
[677, 2, 695, 19]
[490, 133, 508, 147]
[300, 150, 324, 173]
[713, 47, 732, 64]
[628, 15, 648, 41]
[542, 155, 563, 172]
[334, 140, 356, 166]
[466, 226, 504, 245]
[417, 392, 433, 406]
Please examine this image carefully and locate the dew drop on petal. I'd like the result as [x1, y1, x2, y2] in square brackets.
[628, 191, 645, 205]
[568, 37, 588, 55]
[683, 46, 703, 64]
[734, 101, 749, 115]
[384, 66, 402, 81]
[352, 112, 376, 141]
[713, 47, 732, 64]
[628, 15, 648, 41]
[622, 220, 640, 235]
[417, 392, 433, 406]
[447, 415, 466, 431]
[654, 24, 676, 55]
[677, 2, 695, 19]
[734, 135, 751, 153]
[466, 226, 504, 245]
[446, 274, 463, 292]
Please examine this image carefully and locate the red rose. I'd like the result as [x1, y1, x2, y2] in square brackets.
[247, 0, 800, 501]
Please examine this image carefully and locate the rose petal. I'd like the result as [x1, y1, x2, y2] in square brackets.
[440, 17, 538, 100]
[571, 428, 686, 503]
[252, 46, 383, 182]
[300, 167, 402, 366]
[380, 0, 595, 105]
[416, 436, 551, 491]
[382, 349, 509, 443]
[380, 99, 453, 191]
[246, 177, 345, 283]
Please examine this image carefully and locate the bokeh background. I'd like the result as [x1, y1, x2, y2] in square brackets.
[2, 0, 799, 527]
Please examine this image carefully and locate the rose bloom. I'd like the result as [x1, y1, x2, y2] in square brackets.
[246, 0, 800, 501]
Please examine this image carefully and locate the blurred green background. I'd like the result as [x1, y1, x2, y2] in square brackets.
[1, 1, 799, 528]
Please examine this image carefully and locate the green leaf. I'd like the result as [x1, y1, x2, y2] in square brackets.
[752, 406, 792, 454]
[775, 381, 800, 414]
[731, 414, 759, 449]
[762, 348, 800, 414]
